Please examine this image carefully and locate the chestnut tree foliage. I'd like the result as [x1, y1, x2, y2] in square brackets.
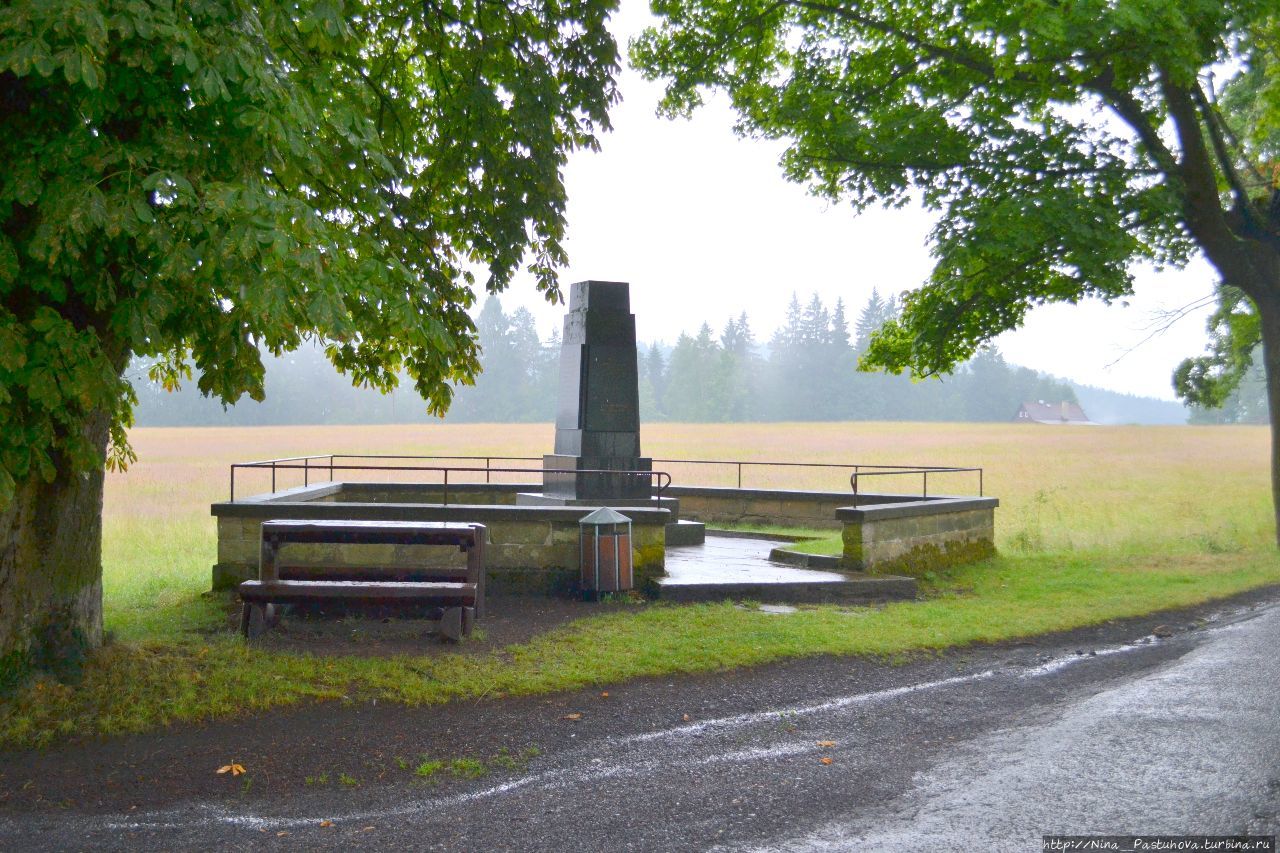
[634, 1, 1280, 536]
[0, 0, 617, 665]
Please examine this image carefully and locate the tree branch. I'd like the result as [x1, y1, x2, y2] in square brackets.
[799, 151, 1159, 179]
[779, 0, 1078, 89]
[786, 0, 989, 74]
[1088, 69, 1180, 178]
[1191, 83, 1261, 222]
[1161, 70, 1273, 299]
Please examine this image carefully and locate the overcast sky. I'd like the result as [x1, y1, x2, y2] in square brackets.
[497, 1, 1217, 402]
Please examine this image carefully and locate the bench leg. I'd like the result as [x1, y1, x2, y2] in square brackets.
[462, 606, 475, 637]
[243, 602, 267, 639]
[438, 607, 463, 643]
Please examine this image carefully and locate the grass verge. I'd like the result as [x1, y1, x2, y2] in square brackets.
[2, 546, 1277, 750]
[706, 523, 843, 556]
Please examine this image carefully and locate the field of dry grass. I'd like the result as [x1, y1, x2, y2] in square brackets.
[105, 420, 1274, 586]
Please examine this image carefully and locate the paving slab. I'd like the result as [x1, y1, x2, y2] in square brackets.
[657, 536, 916, 604]
[664, 536, 848, 585]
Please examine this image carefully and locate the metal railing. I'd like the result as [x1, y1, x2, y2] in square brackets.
[649, 457, 982, 496]
[228, 454, 982, 502]
[229, 455, 669, 504]
[847, 465, 983, 499]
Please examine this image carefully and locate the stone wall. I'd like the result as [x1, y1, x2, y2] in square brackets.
[666, 486, 921, 530]
[212, 483, 669, 595]
[838, 497, 998, 576]
[319, 483, 521, 506]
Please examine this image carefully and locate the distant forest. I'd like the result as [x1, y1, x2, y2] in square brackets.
[131, 290, 1221, 427]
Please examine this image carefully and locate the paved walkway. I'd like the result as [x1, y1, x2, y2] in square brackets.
[663, 535, 846, 585]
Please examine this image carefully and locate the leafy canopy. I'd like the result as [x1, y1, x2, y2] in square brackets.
[0, 0, 618, 502]
[633, 0, 1280, 380]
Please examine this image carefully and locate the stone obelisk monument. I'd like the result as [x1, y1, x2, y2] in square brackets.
[529, 280, 653, 503]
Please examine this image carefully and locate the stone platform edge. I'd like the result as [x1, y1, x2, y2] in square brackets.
[836, 495, 999, 522]
[212, 497, 672, 525]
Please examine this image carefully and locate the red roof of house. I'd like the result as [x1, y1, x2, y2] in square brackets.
[1016, 401, 1094, 424]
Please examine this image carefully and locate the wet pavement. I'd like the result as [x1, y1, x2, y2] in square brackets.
[663, 535, 848, 585]
[657, 534, 916, 603]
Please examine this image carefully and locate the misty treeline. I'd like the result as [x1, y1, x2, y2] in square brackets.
[640, 291, 1076, 422]
[132, 290, 1111, 427]
[1186, 346, 1268, 425]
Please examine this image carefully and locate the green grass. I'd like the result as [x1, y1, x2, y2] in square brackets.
[448, 758, 488, 779]
[414, 758, 446, 779]
[3, 544, 1277, 750]
[708, 523, 844, 556]
[778, 534, 844, 556]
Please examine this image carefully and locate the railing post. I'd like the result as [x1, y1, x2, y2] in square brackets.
[923, 470, 928, 498]
[979, 468, 984, 497]
[304, 457, 309, 487]
[271, 464, 276, 494]
[486, 457, 491, 484]
[443, 469, 449, 505]
[737, 462, 742, 488]
[230, 466, 236, 502]
[329, 455, 335, 483]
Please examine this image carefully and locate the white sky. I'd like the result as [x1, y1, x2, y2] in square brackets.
[497, 1, 1217, 402]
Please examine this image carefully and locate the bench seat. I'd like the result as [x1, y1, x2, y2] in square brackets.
[239, 579, 476, 602]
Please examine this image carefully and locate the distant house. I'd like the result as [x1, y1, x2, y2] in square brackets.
[1015, 400, 1096, 425]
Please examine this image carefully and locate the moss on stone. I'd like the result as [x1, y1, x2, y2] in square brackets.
[867, 538, 996, 578]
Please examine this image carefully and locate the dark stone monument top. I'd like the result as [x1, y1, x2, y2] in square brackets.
[542, 281, 652, 500]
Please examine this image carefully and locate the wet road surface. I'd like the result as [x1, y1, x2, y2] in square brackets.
[3, 600, 1278, 850]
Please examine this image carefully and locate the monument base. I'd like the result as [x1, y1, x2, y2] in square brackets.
[541, 454, 653, 501]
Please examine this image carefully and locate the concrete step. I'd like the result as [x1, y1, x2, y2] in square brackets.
[766, 547, 843, 569]
[665, 519, 706, 546]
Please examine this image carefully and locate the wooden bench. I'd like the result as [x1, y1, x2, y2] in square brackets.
[238, 520, 486, 641]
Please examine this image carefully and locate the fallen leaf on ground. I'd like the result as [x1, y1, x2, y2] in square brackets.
[320, 820, 334, 828]
[600, 692, 609, 698]
[217, 763, 246, 777]
[819, 757, 833, 765]
[562, 713, 582, 721]
[276, 831, 289, 837]
[817, 741, 836, 748]
[682, 714, 691, 722]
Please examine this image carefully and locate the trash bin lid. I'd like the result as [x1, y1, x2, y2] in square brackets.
[579, 507, 631, 526]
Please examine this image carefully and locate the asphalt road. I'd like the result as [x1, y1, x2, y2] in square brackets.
[3, 599, 1278, 851]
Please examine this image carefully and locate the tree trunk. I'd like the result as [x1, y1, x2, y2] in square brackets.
[1259, 296, 1280, 548]
[0, 409, 109, 686]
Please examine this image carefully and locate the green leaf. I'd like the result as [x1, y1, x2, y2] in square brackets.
[26, 366, 60, 409]
[0, 326, 26, 371]
[0, 237, 18, 284]
[78, 48, 100, 90]
[62, 49, 80, 84]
